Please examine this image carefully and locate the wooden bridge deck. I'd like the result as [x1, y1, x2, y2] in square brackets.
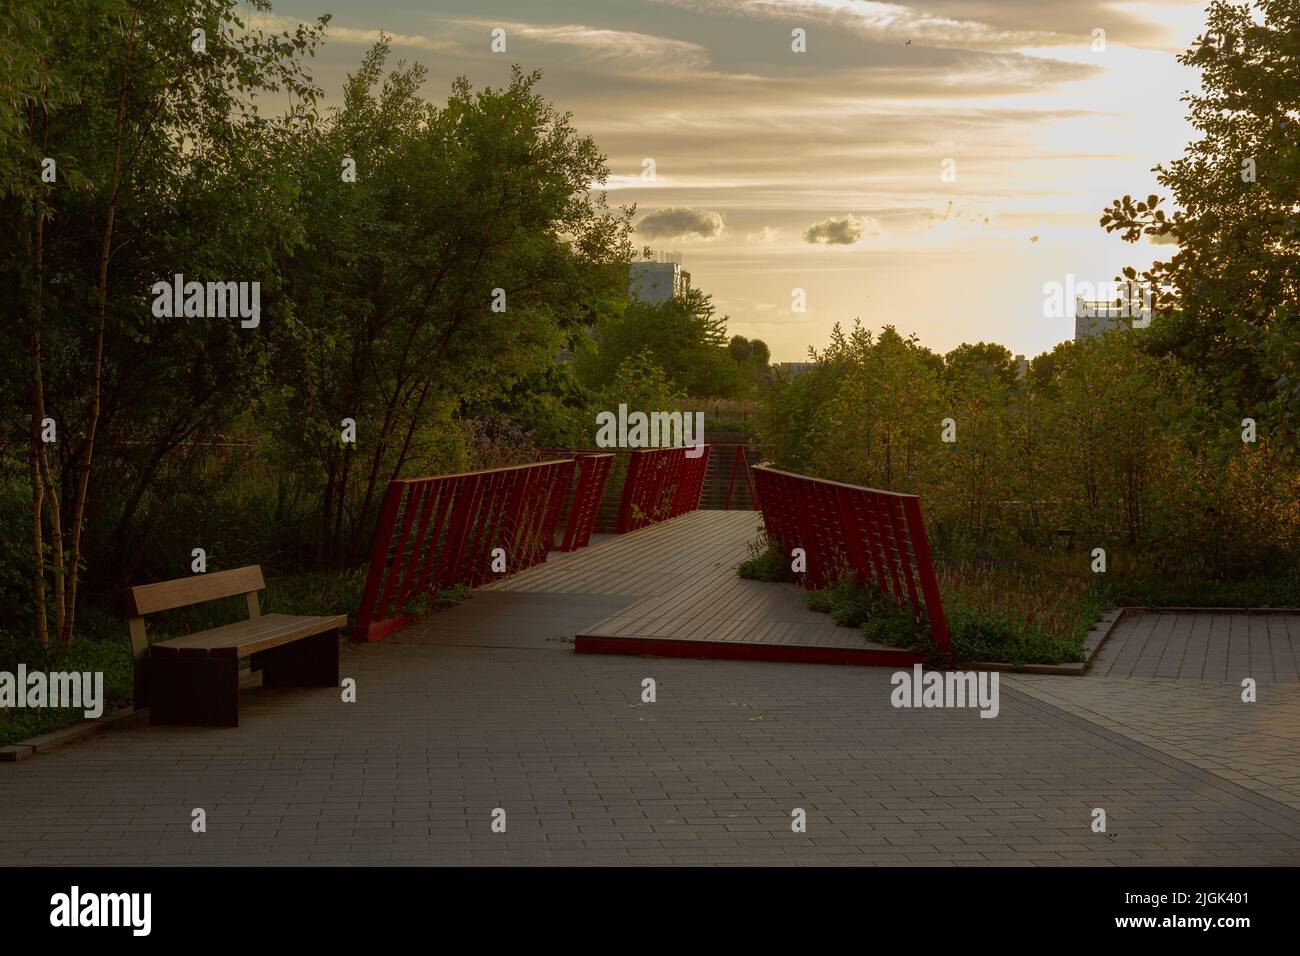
[485, 510, 922, 667]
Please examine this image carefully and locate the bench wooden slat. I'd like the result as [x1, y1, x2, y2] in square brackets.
[127, 566, 266, 616]
[150, 613, 346, 658]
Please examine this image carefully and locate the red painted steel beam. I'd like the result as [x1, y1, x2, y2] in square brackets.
[560, 455, 610, 551]
[354, 480, 406, 641]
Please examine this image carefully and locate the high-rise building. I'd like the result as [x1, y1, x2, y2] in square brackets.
[629, 252, 690, 305]
[1073, 296, 1145, 339]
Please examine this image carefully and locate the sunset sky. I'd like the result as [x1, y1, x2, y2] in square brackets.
[264, 0, 1213, 361]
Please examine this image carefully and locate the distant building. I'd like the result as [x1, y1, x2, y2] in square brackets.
[1073, 295, 1146, 339]
[1014, 354, 1028, 381]
[778, 362, 816, 377]
[629, 251, 690, 305]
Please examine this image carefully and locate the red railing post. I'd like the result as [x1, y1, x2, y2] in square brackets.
[354, 480, 406, 641]
[723, 445, 756, 511]
[412, 480, 452, 599]
[394, 482, 438, 609]
[560, 454, 612, 551]
[616, 451, 645, 534]
[676, 444, 710, 515]
[834, 486, 870, 587]
[646, 450, 674, 525]
[497, 468, 530, 578]
[442, 474, 482, 588]
[902, 497, 950, 652]
[535, 458, 575, 563]
[374, 482, 423, 625]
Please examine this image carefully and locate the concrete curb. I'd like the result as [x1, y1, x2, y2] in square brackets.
[1120, 605, 1300, 614]
[0, 671, 261, 762]
[0, 706, 136, 762]
[966, 607, 1127, 676]
[963, 603, 1300, 676]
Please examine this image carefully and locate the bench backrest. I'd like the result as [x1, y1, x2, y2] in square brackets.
[125, 565, 265, 709]
[126, 565, 265, 618]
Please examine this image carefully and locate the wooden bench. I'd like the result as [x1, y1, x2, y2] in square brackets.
[126, 566, 345, 727]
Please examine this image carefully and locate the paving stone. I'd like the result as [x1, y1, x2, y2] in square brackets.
[2, 521, 1297, 865]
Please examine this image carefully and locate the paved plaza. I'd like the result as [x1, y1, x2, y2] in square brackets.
[1, 519, 1297, 866]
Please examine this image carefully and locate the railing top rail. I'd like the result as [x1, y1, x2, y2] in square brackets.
[535, 448, 624, 456]
[538, 444, 754, 454]
[752, 464, 921, 501]
[390, 459, 575, 485]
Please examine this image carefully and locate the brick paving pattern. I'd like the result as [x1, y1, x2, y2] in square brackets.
[1, 520, 1297, 866]
[1088, 610, 1299, 684]
[1008, 674, 1300, 812]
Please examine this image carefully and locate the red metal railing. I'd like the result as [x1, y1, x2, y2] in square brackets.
[615, 446, 711, 533]
[722, 445, 759, 510]
[538, 443, 760, 519]
[355, 460, 576, 641]
[752, 465, 950, 652]
[557, 453, 614, 551]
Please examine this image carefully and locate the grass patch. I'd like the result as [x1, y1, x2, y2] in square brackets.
[799, 561, 1106, 667]
[0, 613, 134, 747]
[802, 576, 875, 627]
[403, 583, 473, 615]
[737, 528, 790, 582]
[936, 561, 1105, 666]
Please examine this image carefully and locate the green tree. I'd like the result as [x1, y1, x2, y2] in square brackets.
[728, 334, 772, 391]
[591, 351, 687, 421]
[943, 342, 1019, 389]
[1, 0, 325, 646]
[271, 46, 633, 564]
[1101, 0, 1300, 422]
[578, 287, 747, 398]
[1040, 330, 1208, 547]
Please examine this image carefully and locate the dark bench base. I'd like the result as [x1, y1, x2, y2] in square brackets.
[150, 630, 340, 728]
[251, 631, 340, 688]
[150, 652, 241, 727]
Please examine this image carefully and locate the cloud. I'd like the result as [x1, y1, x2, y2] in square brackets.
[638, 207, 727, 240]
[244, 13, 460, 53]
[803, 214, 878, 244]
[651, 0, 1072, 50]
[452, 20, 712, 72]
[747, 226, 780, 243]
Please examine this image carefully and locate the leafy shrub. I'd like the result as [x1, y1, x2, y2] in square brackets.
[801, 578, 930, 647]
[404, 583, 473, 615]
[737, 526, 789, 582]
[861, 602, 927, 649]
[738, 547, 788, 582]
[943, 603, 1077, 667]
[752, 321, 1300, 585]
[795, 557, 1104, 666]
[802, 576, 876, 627]
[936, 560, 1102, 665]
